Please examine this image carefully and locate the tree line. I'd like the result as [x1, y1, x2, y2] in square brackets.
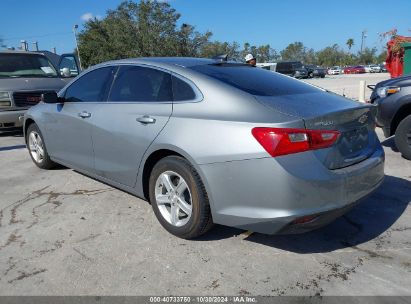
[77, 0, 386, 68]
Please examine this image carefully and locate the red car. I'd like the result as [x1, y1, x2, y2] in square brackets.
[343, 66, 366, 74]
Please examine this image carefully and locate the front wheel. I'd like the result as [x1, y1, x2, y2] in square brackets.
[149, 156, 213, 239]
[395, 115, 411, 160]
[26, 123, 56, 169]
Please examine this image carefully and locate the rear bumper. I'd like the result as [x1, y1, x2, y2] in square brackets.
[200, 146, 384, 235]
[0, 109, 26, 129]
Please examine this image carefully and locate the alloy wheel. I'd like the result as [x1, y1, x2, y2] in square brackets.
[154, 171, 192, 227]
[28, 131, 45, 163]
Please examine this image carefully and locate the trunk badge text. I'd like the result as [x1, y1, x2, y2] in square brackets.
[314, 121, 334, 127]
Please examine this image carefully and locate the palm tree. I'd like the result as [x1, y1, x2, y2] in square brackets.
[346, 38, 354, 51]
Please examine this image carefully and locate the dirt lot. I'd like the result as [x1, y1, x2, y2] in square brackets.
[0, 74, 410, 296]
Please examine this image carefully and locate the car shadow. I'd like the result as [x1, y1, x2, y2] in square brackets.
[0, 129, 23, 137]
[0, 144, 26, 152]
[381, 135, 399, 152]
[201, 175, 411, 252]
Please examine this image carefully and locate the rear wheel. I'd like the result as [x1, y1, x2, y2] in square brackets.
[395, 115, 411, 160]
[149, 156, 213, 239]
[26, 123, 56, 169]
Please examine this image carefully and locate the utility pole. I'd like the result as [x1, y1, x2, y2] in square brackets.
[73, 24, 83, 70]
[360, 30, 367, 54]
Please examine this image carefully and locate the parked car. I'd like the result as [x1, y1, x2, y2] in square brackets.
[275, 61, 308, 78]
[24, 57, 384, 239]
[328, 66, 341, 75]
[303, 65, 326, 78]
[364, 64, 382, 73]
[343, 66, 366, 74]
[256, 62, 277, 71]
[0, 51, 80, 131]
[370, 74, 411, 159]
[379, 64, 388, 73]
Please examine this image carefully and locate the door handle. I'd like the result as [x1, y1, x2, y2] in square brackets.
[78, 111, 91, 119]
[137, 115, 156, 124]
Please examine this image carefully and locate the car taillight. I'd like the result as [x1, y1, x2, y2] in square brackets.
[252, 127, 340, 157]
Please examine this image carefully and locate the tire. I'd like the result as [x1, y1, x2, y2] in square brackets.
[321, 74, 325, 78]
[26, 123, 56, 169]
[149, 156, 214, 239]
[309, 72, 314, 78]
[395, 115, 411, 160]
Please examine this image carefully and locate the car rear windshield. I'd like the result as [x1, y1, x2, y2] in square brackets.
[0, 53, 58, 78]
[189, 64, 320, 96]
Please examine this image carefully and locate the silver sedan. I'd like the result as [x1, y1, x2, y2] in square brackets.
[24, 58, 385, 239]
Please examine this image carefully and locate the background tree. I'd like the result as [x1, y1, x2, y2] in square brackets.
[316, 44, 345, 67]
[357, 47, 378, 64]
[256, 44, 279, 63]
[280, 42, 306, 61]
[199, 41, 240, 60]
[376, 49, 387, 63]
[78, 0, 210, 67]
[77, 0, 384, 67]
[346, 38, 354, 51]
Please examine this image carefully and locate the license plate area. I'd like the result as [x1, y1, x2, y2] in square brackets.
[341, 126, 369, 154]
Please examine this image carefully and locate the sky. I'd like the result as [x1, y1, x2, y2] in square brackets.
[0, 0, 410, 55]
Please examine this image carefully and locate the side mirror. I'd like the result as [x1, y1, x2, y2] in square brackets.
[58, 54, 80, 77]
[41, 92, 63, 104]
[61, 67, 71, 77]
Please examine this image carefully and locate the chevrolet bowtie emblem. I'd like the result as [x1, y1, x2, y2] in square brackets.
[358, 114, 368, 124]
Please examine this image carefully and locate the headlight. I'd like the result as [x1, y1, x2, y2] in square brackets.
[376, 86, 401, 98]
[0, 91, 11, 108]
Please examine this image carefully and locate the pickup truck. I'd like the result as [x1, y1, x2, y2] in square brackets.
[0, 50, 80, 130]
[370, 74, 411, 159]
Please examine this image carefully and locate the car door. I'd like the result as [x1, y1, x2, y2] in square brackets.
[43, 66, 116, 172]
[91, 65, 173, 187]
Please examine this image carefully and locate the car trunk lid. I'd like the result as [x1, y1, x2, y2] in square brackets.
[255, 92, 378, 169]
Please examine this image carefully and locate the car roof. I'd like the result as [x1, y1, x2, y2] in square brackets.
[101, 57, 219, 68]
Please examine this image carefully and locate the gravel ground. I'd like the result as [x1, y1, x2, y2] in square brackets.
[0, 75, 410, 296]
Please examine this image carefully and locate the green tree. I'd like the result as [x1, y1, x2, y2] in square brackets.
[316, 44, 345, 66]
[303, 48, 317, 64]
[357, 47, 378, 64]
[199, 41, 240, 60]
[279, 42, 315, 63]
[376, 49, 387, 63]
[280, 42, 306, 61]
[256, 44, 279, 63]
[346, 38, 354, 51]
[177, 23, 212, 57]
[78, 0, 211, 67]
[241, 42, 251, 59]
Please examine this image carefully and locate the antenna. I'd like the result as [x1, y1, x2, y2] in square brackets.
[212, 54, 228, 62]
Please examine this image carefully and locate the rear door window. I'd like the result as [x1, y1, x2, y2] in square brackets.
[108, 65, 172, 102]
[64, 66, 116, 102]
